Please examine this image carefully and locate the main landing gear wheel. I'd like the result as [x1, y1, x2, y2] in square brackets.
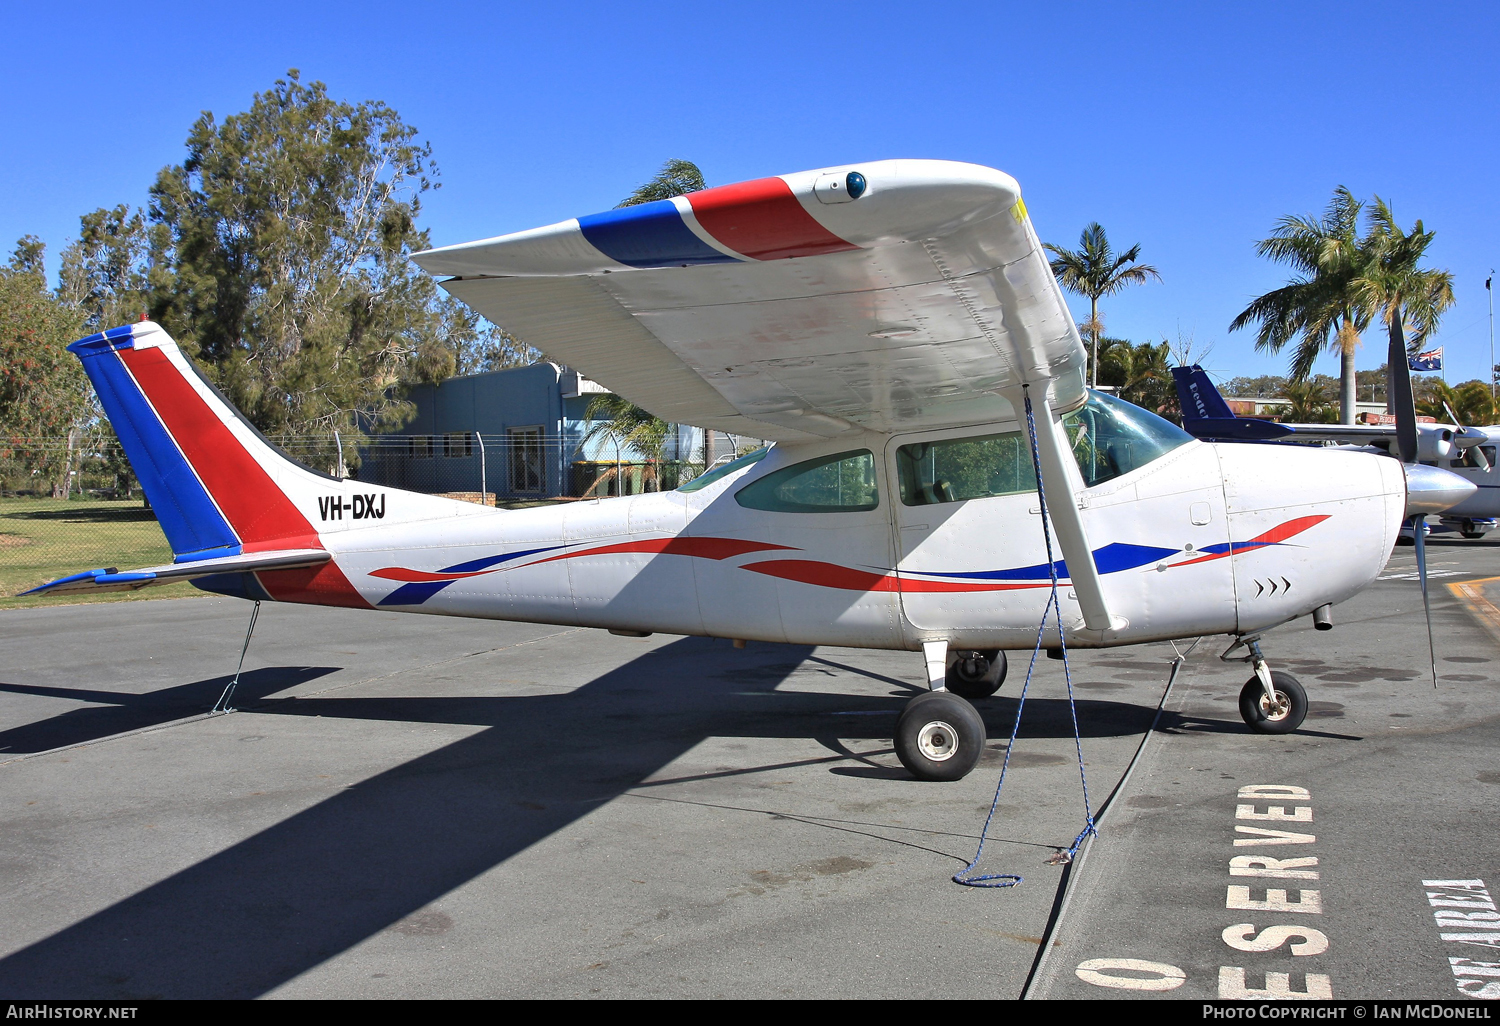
[895, 691, 986, 781]
[1238, 672, 1308, 734]
[946, 649, 1007, 699]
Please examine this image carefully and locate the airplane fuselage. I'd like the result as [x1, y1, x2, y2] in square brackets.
[260, 427, 1405, 652]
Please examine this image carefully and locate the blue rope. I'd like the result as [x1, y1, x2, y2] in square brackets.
[953, 387, 1098, 887]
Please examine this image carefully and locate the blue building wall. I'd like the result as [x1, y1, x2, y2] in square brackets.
[356, 363, 701, 499]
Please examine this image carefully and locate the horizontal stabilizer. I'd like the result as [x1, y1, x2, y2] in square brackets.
[23, 549, 331, 596]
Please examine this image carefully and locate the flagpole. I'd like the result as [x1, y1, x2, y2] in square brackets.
[1488, 271, 1494, 401]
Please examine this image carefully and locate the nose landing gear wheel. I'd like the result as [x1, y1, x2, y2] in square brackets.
[1238, 672, 1308, 734]
[896, 691, 986, 781]
[946, 649, 1008, 699]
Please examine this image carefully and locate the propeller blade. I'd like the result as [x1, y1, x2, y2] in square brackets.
[1411, 515, 1438, 689]
[1443, 399, 1464, 432]
[1390, 318, 1419, 464]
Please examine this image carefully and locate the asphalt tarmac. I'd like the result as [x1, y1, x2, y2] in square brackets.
[0, 537, 1496, 1000]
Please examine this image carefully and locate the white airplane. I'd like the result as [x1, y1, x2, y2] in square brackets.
[1174, 365, 1500, 539]
[28, 159, 1476, 781]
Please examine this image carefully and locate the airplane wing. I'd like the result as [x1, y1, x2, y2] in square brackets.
[23, 549, 330, 596]
[414, 160, 1086, 442]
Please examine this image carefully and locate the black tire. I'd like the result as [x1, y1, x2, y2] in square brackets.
[1238, 672, 1308, 734]
[895, 691, 986, 781]
[946, 649, 1007, 699]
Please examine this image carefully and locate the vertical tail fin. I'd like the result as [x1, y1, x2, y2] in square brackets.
[71, 321, 324, 560]
[1171, 364, 1236, 424]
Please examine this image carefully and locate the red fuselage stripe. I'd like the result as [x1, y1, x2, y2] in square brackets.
[741, 559, 1048, 593]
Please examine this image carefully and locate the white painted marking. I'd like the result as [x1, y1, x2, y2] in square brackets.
[1074, 957, 1186, 991]
[1420, 878, 1500, 996]
[1239, 785, 1310, 800]
[1234, 825, 1316, 846]
[1230, 855, 1320, 880]
[1218, 967, 1333, 999]
[1236, 803, 1313, 822]
[1222, 923, 1329, 956]
[1451, 959, 1500, 999]
[1226, 886, 1323, 914]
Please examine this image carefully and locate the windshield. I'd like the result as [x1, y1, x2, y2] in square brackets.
[1063, 391, 1193, 487]
[677, 447, 769, 492]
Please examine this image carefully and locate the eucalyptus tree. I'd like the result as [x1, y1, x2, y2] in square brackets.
[1044, 223, 1161, 389]
[145, 70, 456, 467]
[0, 239, 89, 494]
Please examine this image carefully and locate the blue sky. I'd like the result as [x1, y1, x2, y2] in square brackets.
[6, 2, 1498, 384]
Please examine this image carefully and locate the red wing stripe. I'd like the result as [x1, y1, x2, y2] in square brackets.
[687, 178, 859, 260]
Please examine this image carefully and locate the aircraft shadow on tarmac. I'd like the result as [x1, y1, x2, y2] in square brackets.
[0, 668, 340, 755]
[0, 637, 1213, 999]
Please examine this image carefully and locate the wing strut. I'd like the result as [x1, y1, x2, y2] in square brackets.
[1024, 387, 1122, 633]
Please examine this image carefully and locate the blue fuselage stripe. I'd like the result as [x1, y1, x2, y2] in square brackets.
[577, 202, 738, 268]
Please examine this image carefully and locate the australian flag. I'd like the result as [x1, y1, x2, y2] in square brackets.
[1409, 347, 1443, 372]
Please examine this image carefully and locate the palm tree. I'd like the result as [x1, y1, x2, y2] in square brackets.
[1096, 337, 1178, 417]
[1045, 223, 1162, 389]
[1352, 196, 1455, 406]
[1417, 380, 1496, 426]
[1230, 187, 1368, 424]
[1269, 380, 1338, 423]
[618, 159, 706, 208]
[580, 392, 672, 494]
[1231, 188, 1453, 426]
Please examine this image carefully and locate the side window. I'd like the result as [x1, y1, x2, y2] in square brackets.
[678, 447, 768, 492]
[735, 450, 878, 513]
[897, 431, 1037, 506]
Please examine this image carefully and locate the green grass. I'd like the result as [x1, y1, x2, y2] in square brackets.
[0, 497, 202, 610]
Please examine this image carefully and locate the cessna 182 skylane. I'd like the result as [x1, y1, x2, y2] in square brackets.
[30, 159, 1476, 781]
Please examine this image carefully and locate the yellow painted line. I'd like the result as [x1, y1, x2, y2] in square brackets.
[1011, 197, 1029, 223]
[1447, 575, 1500, 647]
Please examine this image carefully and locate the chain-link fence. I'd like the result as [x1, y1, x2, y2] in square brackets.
[0, 432, 759, 602]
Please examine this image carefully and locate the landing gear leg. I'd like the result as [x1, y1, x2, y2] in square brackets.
[896, 641, 986, 781]
[1224, 635, 1308, 734]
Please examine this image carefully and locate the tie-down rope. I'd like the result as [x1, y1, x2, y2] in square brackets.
[953, 386, 1098, 887]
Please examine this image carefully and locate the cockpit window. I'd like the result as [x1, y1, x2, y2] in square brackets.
[735, 449, 879, 513]
[1063, 391, 1193, 487]
[678, 447, 769, 492]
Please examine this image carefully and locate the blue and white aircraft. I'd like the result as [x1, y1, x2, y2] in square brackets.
[1173, 365, 1500, 539]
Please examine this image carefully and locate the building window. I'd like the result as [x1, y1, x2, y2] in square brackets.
[409, 436, 434, 459]
[444, 432, 472, 458]
[509, 427, 544, 493]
